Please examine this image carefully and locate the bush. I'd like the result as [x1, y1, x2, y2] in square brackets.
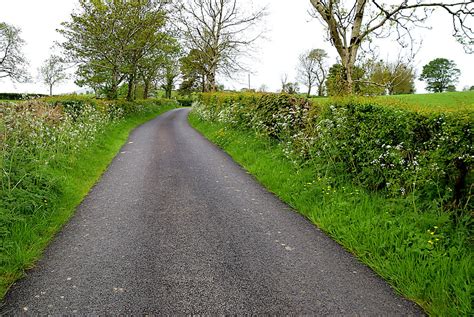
[0, 93, 47, 100]
[0, 97, 175, 249]
[193, 92, 473, 215]
[175, 96, 194, 107]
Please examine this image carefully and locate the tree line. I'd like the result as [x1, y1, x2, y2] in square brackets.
[0, 0, 472, 99]
[292, 50, 463, 97]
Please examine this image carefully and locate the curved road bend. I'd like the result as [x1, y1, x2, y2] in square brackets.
[1, 108, 422, 315]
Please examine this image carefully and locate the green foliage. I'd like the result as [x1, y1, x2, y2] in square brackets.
[194, 92, 473, 214]
[281, 82, 299, 94]
[326, 64, 365, 96]
[0, 93, 47, 100]
[179, 49, 208, 94]
[420, 58, 461, 93]
[366, 59, 415, 95]
[59, 0, 177, 100]
[0, 96, 177, 297]
[189, 113, 472, 316]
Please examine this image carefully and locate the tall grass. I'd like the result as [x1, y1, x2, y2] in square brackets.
[189, 112, 472, 316]
[0, 98, 176, 298]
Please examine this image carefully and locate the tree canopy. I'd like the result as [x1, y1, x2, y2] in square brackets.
[0, 22, 29, 82]
[309, 0, 473, 94]
[297, 49, 328, 97]
[59, 0, 177, 100]
[174, 0, 266, 92]
[420, 58, 461, 93]
[39, 55, 68, 96]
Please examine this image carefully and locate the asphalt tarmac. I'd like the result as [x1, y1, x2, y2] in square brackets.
[0, 108, 423, 315]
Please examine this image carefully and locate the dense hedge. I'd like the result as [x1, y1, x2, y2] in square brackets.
[194, 93, 473, 215]
[0, 97, 176, 245]
[0, 93, 48, 100]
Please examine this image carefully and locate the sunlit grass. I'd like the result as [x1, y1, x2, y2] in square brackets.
[189, 112, 472, 316]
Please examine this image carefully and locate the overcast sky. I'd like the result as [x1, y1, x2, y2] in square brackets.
[1, 0, 473, 94]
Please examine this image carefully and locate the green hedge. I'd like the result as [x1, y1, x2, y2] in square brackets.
[0, 93, 48, 100]
[194, 93, 473, 215]
[0, 97, 176, 243]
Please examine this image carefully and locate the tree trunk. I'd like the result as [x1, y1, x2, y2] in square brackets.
[318, 84, 323, 97]
[165, 80, 172, 99]
[108, 72, 119, 99]
[127, 75, 135, 101]
[208, 70, 217, 92]
[307, 86, 311, 98]
[49, 84, 53, 96]
[143, 79, 150, 99]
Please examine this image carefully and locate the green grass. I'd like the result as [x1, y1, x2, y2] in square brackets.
[311, 91, 474, 114]
[189, 112, 472, 316]
[0, 102, 176, 298]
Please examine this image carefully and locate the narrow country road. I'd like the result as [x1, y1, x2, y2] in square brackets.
[1, 108, 422, 315]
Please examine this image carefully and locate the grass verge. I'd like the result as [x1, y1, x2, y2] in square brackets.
[189, 111, 472, 316]
[0, 102, 176, 299]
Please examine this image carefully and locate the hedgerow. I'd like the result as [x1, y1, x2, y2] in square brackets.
[0, 97, 175, 261]
[194, 93, 473, 216]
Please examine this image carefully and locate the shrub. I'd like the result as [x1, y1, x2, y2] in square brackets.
[0, 97, 174, 250]
[193, 92, 473, 215]
[0, 93, 47, 100]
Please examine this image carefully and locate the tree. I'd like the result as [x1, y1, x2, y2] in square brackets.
[419, 58, 460, 93]
[160, 56, 180, 99]
[297, 49, 328, 97]
[179, 49, 208, 93]
[309, 0, 473, 94]
[138, 35, 180, 99]
[0, 22, 29, 82]
[282, 82, 299, 94]
[39, 55, 68, 96]
[175, 0, 266, 92]
[364, 58, 415, 95]
[326, 63, 364, 96]
[59, 0, 172, 100]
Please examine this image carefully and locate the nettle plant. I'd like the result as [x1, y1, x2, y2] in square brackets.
[194, 93, 473, 213]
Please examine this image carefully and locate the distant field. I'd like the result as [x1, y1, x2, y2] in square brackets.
[311, 91, 474, 114]
[374, 91, 474, 113]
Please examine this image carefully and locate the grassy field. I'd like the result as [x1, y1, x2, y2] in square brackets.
[189, 112, 472, 316]
[0, 100, 176, 298]
[311, 90, 474, 114]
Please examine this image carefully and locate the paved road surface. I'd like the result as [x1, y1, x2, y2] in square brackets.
[1, 108, 422, 315]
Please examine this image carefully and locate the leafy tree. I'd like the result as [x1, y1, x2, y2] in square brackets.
[138, 35, 180, 99]
[282, 82, 299, 94]
[160, 56, 180, 99]
[0, 22, 29, 82]
[175, 0, 266, 92]
[364, 59, 415, 95]
[446, 85, 456, 92]
[179, 49, 208, 93]
[326, 64, 364, 96]
[420, 58, 461, 93]
[39, 55, 68, 96]
[59, 0, 173, 100]
[309, 0, 473, 94]
[297, 48, 328, 97]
